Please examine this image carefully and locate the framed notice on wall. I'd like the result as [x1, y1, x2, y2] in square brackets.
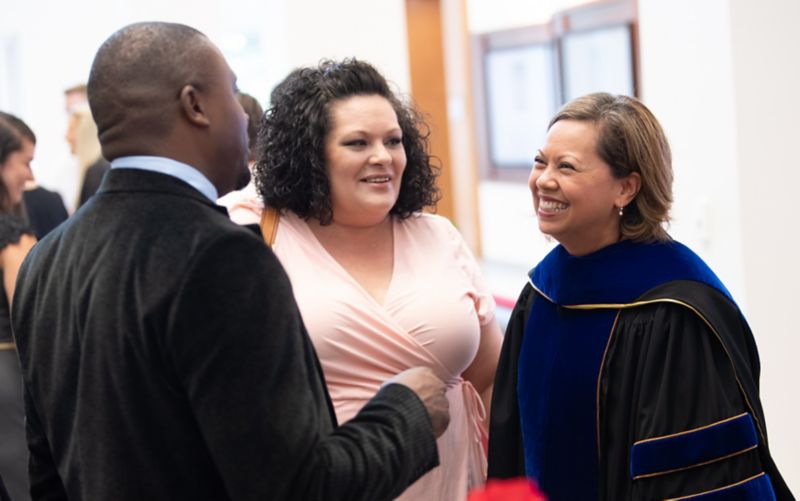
[472, 0, 638, 182]
[472, 23, 557, 182]
[560, 24, 635, 101]
[484, 44, 557, 169]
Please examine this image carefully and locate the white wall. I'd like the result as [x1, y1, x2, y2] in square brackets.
[729, 0, 800, 490]
[467, 0, 589, 33]
[638, 0, 746, 302]
[283, 0, 410, 93]
[0, 0, 410, 210]
[478, 181, 554, 298]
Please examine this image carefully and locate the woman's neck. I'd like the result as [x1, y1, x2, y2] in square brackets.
[560, 228, 622, 257]
[306, 214, 395, 304]
[308, 215, 393, 250]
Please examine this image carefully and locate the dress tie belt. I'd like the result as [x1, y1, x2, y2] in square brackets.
[461, 379, 488, 489]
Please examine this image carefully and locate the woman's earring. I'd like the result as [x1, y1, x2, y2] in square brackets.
[618, 206, 624, 216]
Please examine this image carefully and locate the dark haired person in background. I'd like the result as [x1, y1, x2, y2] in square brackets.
[22, 185, 68, 239]
[0, 112, 37, 501]
[217, 91, 263, 210]
[0, 112, 70, 239]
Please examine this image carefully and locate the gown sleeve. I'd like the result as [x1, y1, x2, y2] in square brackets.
[487, 283, 535, 479]
[600, 282, 789, 500]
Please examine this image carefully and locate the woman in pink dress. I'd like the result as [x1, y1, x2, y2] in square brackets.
[223, 59, 503, 500]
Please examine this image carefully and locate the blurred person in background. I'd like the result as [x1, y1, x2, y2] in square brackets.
[63, 83, 87, 116]
[65, 103, 109, 208]
[0, 112, 70, 239]
[217, 91, 263, 209]
[0, 112, 37, 501]
[224, 58, 503, 500]
[21, 182, 69, 240]
[487, 93, 792, 500]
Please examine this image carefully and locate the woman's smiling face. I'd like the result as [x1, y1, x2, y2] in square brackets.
[529, 119, 631, 256]
[324, 94, 407, 227]
[1, 138, 34, 207]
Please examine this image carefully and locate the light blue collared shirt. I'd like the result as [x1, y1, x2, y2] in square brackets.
[110, 156, 218, 202]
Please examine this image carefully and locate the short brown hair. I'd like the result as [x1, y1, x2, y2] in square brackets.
[549, 93, 672, 242]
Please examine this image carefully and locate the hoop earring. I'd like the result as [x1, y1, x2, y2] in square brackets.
[618, 206, 624, 216]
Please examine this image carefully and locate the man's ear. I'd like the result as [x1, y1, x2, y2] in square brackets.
[616, 171, 641, 208]
[178, 85, 211, 127]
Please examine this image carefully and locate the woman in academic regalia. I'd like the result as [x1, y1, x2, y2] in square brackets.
[487, 93, 793, 500]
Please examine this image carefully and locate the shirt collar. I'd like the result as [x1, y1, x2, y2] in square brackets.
[110, 156, 218, 202]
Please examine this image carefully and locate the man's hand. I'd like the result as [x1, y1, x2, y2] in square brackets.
[388, 367, 450, 437]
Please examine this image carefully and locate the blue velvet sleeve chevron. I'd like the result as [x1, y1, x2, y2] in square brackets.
[630, 413, 758, 479]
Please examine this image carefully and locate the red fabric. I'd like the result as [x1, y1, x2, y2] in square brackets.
[468, 478, 546, 501]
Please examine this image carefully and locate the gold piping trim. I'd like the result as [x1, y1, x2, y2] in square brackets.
[634, 412, 750, 445]
[526, 286, 766, 461]
[633, 444, 758, 480]
[574, 297, 767, 448]
[528, 279, 556, 304]
[595, 311, 621, 461]
[563, 299, 692, 310]
[0, 341, 16, 350]
[663, 471, 765, 500]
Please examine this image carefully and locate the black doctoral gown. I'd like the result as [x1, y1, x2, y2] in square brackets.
[488, 240, 793, 500]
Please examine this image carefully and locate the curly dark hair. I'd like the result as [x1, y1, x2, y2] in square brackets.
[253, 58, 440, 224]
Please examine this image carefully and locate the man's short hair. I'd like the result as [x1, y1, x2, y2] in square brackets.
[87, 22, 212, 152]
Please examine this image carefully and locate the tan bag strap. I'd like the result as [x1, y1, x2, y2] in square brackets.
[259, 207, 280, 246]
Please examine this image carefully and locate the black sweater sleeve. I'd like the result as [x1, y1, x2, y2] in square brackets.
[167, 234, 438, 501]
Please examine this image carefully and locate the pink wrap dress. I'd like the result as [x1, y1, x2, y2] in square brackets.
[227, 201, 495, 500]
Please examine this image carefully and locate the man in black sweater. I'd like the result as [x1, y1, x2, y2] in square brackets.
[12, 22, 448, 501]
